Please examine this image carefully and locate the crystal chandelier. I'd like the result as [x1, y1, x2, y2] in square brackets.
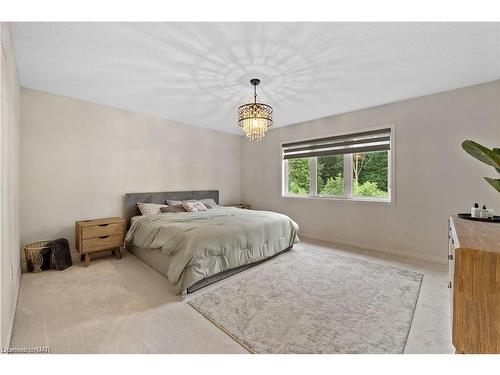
[237, 78, 273, 141]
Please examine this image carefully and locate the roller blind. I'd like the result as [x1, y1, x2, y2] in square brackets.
[282, 128, 391, 160]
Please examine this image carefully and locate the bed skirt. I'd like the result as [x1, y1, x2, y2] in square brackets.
[126, 243, 293, 294]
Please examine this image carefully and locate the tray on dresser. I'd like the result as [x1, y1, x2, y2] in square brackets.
[457, 213, 500, 223]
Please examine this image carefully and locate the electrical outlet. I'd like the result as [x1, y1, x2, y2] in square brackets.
[10, 265, 13, 281]
[348, 218, 355, 225]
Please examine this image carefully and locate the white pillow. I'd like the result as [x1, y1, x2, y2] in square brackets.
[182, 201, 208, 212]
[137, 202, 168, 215]
[201, 198, 218, 209]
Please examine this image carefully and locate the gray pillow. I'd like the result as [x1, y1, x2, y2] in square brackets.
[166, 199, 195, 206]
[160, 204, 186, 213]
[201, 198, 218, 209]
[165, 200, 182, 206]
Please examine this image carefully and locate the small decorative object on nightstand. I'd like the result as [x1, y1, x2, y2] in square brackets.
[225, 204, 251, 210]
[75, 217, 125, 266]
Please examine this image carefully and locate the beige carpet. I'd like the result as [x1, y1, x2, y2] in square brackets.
[10, 251, 246, 353]
[188, 247, 423, 354]
[10, 241, 453, 354]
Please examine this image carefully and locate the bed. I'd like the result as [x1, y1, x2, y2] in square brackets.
[124, 190, 299, 294]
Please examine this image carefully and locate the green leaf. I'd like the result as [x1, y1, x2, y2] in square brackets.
[484, 177, 500, 193]
[462, 140, 500, 170]
[494, 149, 500, 173]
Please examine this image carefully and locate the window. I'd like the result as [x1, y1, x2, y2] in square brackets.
[282, 127, 393, 202]
[287, 158, 311, 195]
[352, 150, 389, 199]
[317, 155, 344, 196]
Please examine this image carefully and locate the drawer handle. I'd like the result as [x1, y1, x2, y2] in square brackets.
[99, 224, 109, 227]
[99, 235, 109, 239]
[448, 281, 452, 289]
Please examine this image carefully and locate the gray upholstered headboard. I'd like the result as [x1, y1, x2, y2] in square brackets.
[124, 190, 219, 228]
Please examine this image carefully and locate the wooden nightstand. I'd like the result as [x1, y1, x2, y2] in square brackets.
[75, 217, 125, 266]
[225, 204, 251, 209]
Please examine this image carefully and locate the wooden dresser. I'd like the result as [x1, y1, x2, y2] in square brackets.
[448, 216, 500, 353]
[76, 217, 125, 266]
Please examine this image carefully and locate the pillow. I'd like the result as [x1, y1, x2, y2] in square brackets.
[166, 199, 182, 206]
[160, 204, 186, 213]
[166, 199, 195, 206]
[182, 201, 208, 212]
[137, 202, 168, 215]
[201, 198, 218, 209]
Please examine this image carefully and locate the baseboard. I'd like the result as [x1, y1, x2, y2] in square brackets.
[300, 234, 448, 264]
[71, 251, 80, 264]
[6, 268, 21, 347]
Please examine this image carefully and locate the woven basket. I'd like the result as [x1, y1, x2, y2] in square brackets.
[24, 241, 51, 273]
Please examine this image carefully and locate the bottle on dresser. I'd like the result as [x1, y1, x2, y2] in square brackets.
[471, 203, 481, 218]
[486, 207, 495, 219]
[480, 205, 489, 219]
[471, 203, 495, 219]
[481, 205, 495, 219]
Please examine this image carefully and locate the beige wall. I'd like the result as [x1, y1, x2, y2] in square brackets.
[242, 80, 500, 262]
[20, 88, 243, 257]
[16, 52, 500, 268]
[0, 23, 21, 346]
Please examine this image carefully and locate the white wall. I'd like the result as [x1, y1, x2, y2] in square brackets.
[20, 88, 243, 257]
[242, 80, 500, 262]
[0, 23, 21, 347]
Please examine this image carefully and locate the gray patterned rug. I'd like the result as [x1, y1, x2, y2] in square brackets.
[188, 247, 423, 354]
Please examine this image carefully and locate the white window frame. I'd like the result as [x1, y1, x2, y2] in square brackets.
[281, 124, 395, 205]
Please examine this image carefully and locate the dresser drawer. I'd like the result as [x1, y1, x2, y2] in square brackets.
[82, 222, 123, 239]
[82, 234, 123, 252]
[448, 227, 455, 330]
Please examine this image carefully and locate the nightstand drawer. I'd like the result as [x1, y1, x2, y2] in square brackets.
[82, 234, 123, 252]
[82, 222, 123, 239]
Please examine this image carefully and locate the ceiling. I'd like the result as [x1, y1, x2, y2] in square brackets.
[11, 22, 500, 135]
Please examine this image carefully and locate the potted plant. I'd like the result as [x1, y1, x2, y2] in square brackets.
[462, 140, 500, 193]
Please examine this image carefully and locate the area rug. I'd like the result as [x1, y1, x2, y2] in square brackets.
[188, 247, 423, 354]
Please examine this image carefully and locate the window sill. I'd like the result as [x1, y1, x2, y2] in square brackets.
[281, 194, 394, 205]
